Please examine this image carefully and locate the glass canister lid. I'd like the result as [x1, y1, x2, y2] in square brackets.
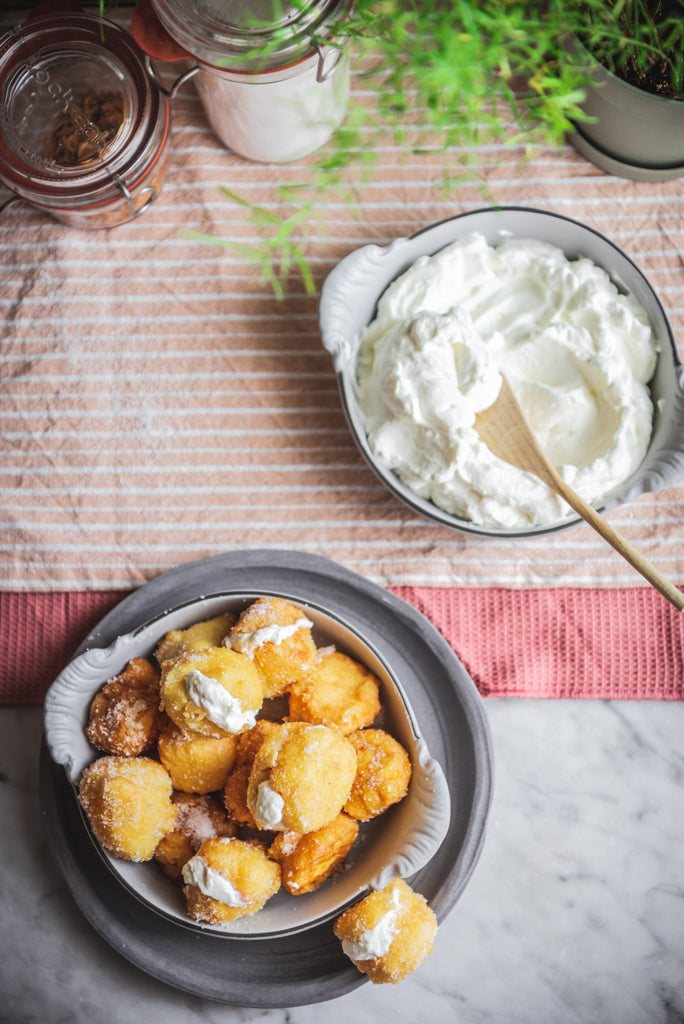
[151, 0, 351, 70]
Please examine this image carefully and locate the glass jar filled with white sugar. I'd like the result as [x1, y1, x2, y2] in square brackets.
[145, 0, 351, 164]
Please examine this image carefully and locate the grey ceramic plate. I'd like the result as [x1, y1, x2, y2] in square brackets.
[319, 206, 684, 538]
[40, 549, 493, 1008]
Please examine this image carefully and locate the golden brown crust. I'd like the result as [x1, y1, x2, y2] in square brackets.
[78, 755, 177, 862]
[182, 836, 281, 924]
[154, 792, 237, 881]
[154, 612, 236, 665]
[226, 597, 317, 698]
[288, 650, 381, 733]
[160, 646, 263, 738]
[223, 720, 279, 828]
[85, 657, 161, 757]
[268, 812, 359, 895]
[247, 722, 357, 833]
[157, 718, 238, 794]
[344, 729, 412, 821]
[333, 879, 437, 984]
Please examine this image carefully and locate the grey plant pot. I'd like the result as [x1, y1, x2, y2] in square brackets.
[568, 45, 684, 181]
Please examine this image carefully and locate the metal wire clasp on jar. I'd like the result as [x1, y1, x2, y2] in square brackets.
[0, 8, 171, 229]
[138, 0, 351, 164]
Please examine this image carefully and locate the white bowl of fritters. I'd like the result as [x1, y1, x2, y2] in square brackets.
[44, 591, 452, 938]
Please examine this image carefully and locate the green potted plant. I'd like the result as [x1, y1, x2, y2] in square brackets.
[566, 0, 684, 179]
[337, 0, 684, 181]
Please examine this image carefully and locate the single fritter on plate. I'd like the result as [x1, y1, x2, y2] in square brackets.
[182, 836, 281, 924]
[247, 721, 357, 833]
[154, 791, 238, 882]
[344, 728, 412, 821]
[225, 597, 317, 698]
[154, 612, 236, 665]
[157, 717, 238, 794]
[288, 649, 381, 734]
[78, 755, 177, 862]
[85, 657, 161, 757]
[160, 646, 263, 738]
[334, 878, 437, 984]
[269, 812, 359, 895]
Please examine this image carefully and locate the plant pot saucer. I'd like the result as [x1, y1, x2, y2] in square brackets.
[567, 124, 684, 183]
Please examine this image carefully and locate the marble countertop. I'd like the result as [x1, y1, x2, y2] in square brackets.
[3, 699, 684, 1024]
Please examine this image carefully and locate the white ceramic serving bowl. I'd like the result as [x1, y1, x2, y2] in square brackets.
[319, 205, 684, 538]
[44, 590, 451, 939]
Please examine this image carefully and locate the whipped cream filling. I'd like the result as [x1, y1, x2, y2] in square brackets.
[182, 848, 247, 907]
[342, 888, 403, 961]
[254, 780, 285, 830]
[356, 233, 659, 528]
[184, 669, 257, 733]
[226, 618, 313, 658]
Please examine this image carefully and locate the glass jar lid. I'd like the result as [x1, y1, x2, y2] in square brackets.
[151, 0, 350, 70]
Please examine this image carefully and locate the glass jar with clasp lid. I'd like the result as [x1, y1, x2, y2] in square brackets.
[0, 5, 171, 229]
[135, 0, 351, 164]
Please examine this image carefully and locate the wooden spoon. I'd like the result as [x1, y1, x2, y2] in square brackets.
[474, 375, 684, 612]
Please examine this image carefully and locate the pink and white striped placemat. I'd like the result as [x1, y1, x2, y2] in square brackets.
[2, 7, 683, 703]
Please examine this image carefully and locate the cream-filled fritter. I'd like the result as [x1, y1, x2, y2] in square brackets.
[247, 722, 357, 833]
[160, 647, 263, 738]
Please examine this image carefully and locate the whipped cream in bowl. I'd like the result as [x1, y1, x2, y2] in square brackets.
[320, 207, 684, 537]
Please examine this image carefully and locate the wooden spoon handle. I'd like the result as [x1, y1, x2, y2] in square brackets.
[549, 471, 684, 612]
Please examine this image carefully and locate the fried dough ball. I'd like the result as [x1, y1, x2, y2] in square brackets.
[344, 729, 412, 821]
[154, 792, 237, 882]
[182, 836, 281, 924]
[79, 755, 177, 862]
[288, 650, 381, 734]
[268, 812, 359, 895]
[333, 879, 437, 984]
[223, 720, 279, 828]
[160, 647, 263, 739]
[154, 612, 236, 665]
[225, 597, 317, 698]
[247, 722, 357, 834]
[157, 717, 238, 794]
[85, 657, 161, 757]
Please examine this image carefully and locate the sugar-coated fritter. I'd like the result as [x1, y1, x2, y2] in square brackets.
[157, 717, 238, 794]
[160, 646, 263, 738]
[223, 720, 279, 828]
[225, 597, 317, 698]
[333, 879, 437, 984]
[182, 836, 281, 924]
[85, 657, 161, 757]
[344, 728, 412, 821]
[288, 650, 381, 734]
[154, 792, 237, 881]
[154, 612, 235, 665]
[268, 812, 359, 895]
[247, 721, 357, 834]
[79, 755, 177, 862]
